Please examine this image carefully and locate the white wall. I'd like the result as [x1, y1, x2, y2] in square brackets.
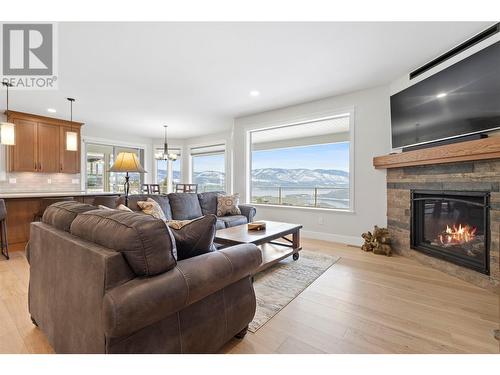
[233, 85, 391, 245]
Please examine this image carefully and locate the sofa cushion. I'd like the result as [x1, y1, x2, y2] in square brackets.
[216, 219, 226, 230]
[42, 201, 98, 232]
[97, 204, 113, 210]
[70, 210, 177, 276]
[118, 195, 172, 221]
[218, 215, 248, 228]
[169, 214, 217, 260]
[168, 193, 203, 220]
[197, 191, 225, 216]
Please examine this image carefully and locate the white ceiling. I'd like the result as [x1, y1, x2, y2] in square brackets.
[0, 22, 492, 139]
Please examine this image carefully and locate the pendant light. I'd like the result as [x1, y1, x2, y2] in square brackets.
[1, 82, 15, 145]
[160, 125, 177, 161]
[66, 97, 78, 151]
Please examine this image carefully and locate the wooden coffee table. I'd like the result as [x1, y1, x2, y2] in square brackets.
[215, 220, 303, 273]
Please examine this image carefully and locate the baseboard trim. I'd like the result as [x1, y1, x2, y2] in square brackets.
[301, 230, 363, 247]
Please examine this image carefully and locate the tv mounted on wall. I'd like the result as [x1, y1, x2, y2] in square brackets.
[390, 40, 500, 150]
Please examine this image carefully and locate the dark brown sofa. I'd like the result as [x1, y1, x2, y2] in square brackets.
[28, 202, 262, 353]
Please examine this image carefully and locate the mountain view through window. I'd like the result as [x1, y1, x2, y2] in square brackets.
[250, 115, 351, 209]
[192, 152, 225, 192]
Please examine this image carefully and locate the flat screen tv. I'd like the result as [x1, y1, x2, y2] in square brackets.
[390, 40, 500, 149]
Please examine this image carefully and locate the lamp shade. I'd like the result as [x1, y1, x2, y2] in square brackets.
[109, 152, 146, 173]
[0, 122, 15, 145]
[66, 131, 78, 151]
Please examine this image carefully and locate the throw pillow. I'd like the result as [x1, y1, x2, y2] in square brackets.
[217, 193, 241, 216]
[117, 204, 133, 212]
[169, 214, 217, 260]
[137, 198, 166, 220]
[167, 219, 194, 230]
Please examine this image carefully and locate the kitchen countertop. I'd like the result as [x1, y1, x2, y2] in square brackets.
[0, 191, 121, 199]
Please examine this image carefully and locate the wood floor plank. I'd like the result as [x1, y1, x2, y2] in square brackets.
[300, 283, 497, 352]
[276, 336, 326, 354]
[0, 330, 29, 353]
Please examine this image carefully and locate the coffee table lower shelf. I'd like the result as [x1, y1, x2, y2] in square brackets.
[214, 220, 303, 273]
[255, 242, 302, 273]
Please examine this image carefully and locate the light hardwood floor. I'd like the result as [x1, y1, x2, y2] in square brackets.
[0, 239, 498, 354]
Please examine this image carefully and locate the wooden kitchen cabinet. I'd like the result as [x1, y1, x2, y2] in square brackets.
[6, 111, 83, 174]
[38, 122, 60, 173]
[9, 117, 38, 172]
[60, 125, 80, 173]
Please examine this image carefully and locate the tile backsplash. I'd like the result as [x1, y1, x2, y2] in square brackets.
[0, 172, 82, 193]
[0, 146, 81, 193]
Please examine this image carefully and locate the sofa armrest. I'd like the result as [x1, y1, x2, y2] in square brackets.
[238, 204, 256, 222]
[102, 244, 262, 338]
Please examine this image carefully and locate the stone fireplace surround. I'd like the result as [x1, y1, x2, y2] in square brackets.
[386, 160, 499, 291]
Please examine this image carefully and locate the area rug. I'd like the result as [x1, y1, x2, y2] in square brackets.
[248, 250, 340, 333]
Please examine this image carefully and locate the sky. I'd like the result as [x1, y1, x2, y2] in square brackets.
[157, 158, 181, 172]
[252, 142, 350, 171]
[192, 153, 225, 172]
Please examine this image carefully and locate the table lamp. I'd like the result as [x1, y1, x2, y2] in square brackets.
[109, 152, 146, 206]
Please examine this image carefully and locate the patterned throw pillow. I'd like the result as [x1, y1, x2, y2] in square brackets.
[117, 204, 133, 212]
[216, 193, 241, 216]
[167, 219, 194, 230]
[137, 198, 167, 220]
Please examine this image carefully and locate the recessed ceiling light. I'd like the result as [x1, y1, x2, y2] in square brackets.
[47, 108, 57, 113]
[249, 90, 260, 97]
[436, 92, 447, 98]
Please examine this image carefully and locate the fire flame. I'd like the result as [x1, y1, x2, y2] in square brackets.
[438, 224, 477, 245]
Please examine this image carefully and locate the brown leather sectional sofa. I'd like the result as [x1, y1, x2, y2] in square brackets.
[27, 201, 262, 353]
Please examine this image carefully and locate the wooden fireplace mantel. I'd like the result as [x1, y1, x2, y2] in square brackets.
[373, 137, 500, 169]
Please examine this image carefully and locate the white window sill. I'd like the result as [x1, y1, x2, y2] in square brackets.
[249, 203, 355, 214]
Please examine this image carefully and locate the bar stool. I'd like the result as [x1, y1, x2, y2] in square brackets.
[141, 184, 150, 194]
[34, 197, 75, 221]
[149, 184, 161, 194]
[0, 199, 8, 260]
[175, 184, 198, 193]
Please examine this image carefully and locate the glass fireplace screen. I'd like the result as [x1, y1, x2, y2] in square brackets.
[411, 190, 489, 275]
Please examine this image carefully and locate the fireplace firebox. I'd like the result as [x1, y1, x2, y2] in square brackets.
[410, 190, 489, 275]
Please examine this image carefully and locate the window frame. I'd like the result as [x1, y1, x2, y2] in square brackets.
[82, 138, 147, 194]
[189, 142, 228, 193]
[248, 109, 355, 213]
